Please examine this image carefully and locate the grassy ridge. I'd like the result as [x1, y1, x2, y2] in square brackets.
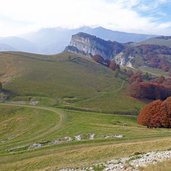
[135, 37, 171, 48]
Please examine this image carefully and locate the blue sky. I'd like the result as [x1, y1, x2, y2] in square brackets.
[133, 0, 171, 22]
[0, 0, 171, 36]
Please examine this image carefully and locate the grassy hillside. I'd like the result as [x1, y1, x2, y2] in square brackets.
[1, 51, 171, 170]
[134, 36, 171, 48]
[142, 160, 171, 171]
[0, 51, 143, 113]
[1, 104, 171, 171]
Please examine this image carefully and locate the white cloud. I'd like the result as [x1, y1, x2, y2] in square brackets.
[0, 0, 170, 36]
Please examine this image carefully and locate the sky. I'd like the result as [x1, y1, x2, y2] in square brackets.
[0, 0, 171, 36]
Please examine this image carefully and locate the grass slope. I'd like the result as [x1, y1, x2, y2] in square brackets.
[1, 104, 171, 170]
[135, 37, 171, 48]
[142, 160, 171, 171]
[0, 51, 143, 113]
[1, 51, 167, 171]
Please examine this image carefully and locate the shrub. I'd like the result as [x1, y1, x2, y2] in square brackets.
[137, 97, 171, 128]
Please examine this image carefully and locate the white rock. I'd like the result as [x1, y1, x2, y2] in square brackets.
[89, 133, 95, 140]
[113, 134, 123, 138]
[30, 143, 42, 148]
[75, 135, 82, 141]
[64, 136, 73, 142]
[52, 140, 61, 144]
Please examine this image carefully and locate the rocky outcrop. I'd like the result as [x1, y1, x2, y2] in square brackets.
[60, 150, 171, 171]
[65, 32, 125, 60]
[65, 33, 171, 72]
[116, 44, 171, 70]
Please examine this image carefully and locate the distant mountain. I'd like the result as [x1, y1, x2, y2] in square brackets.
[0, 26, 156, 54]
[0, 43, 16, 51]
[0, 37, 37, 53]
[65, 32, 171, 72]
[84, 26, 156, 43]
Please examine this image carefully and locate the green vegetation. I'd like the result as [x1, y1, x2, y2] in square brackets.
[1, 51, 171, 170]
[139, 66, 169, 77]
[1, 104, 171, 170]
[0, 104, 62, 151]
[135, 37, 171, 48]
[0, 51, 143, 113]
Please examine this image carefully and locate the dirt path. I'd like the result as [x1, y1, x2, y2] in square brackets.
[0, 102, 66, 142]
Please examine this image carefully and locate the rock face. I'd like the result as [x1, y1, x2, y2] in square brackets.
[65, 33, 171, 72]
[115, 44, 171, 70]
[65, 32, 125, 60]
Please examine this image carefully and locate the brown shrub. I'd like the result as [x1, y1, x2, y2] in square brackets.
[137, 97, 171, 128]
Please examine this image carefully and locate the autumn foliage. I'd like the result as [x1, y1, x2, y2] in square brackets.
[123, 44, 171, 71]
[92, 54, 105, 64]
[92, 54, 119, 71]
[128, 73, 171, 100]
[137, 97, 171, 128]
[109, 60, 120, 71]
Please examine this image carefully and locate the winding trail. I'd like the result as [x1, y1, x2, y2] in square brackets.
[0, 102, 66, 143]
[116, 80, 125, 92]
[77, 80, 125, 104]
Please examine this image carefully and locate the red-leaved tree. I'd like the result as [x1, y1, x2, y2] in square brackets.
[137, 96, 171, 128]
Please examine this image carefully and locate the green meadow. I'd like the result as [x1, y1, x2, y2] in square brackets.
[0, 52, 171, 170]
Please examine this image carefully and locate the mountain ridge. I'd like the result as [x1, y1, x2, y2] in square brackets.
[65, 32, 171, 73]
[0, 26, 156, 54]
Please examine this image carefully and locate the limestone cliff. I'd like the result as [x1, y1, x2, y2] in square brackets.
[65, 33, 171, 72]
[65, 32, 125, 59]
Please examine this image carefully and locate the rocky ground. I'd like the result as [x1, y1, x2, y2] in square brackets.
[4, 133, 125, 152]
[59, 150, 171, 171]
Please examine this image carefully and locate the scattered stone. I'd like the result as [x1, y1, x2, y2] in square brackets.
[107, 160, 118, 165]
[60, 150, 171, 171]
[30, 99, 39, 106]
[64, 136, 73, 142]
[105, 135, 110, 139]
[88, 133, 95, 140]
[129, 151, 171, 169]
[52, 139, 61, 145]
[30, 143, 42, 149]
[105, 134, 124, 139]
[75, 135, 82, 141]
[113, 134, 123, 138]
